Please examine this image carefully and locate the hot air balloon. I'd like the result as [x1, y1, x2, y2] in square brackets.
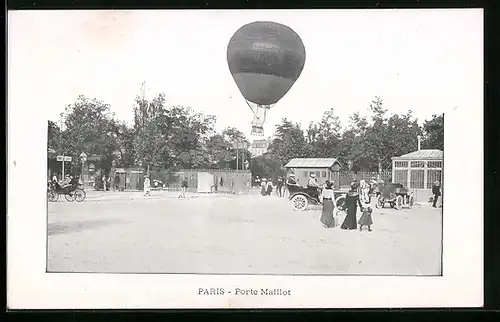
[227, 21, 306, 136]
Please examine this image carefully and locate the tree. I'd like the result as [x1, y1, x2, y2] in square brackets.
[250, 153, 282, 179]
[337, 112, 369, 170]
[336, 97, 423, 172]
[47, 120, 61, 151]
[307, 108, 342, 158]
[421, 114, 444, 150]
[205, 134, 231, 169]
[59, 95, 120, 171]
[267, 118, 313, 167]
[363, 110, 422, 171]
[114, 121, 136, 168]
[132, 93, 217, 170]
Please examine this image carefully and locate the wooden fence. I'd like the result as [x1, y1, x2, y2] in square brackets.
[172, 169, 252, 193]
[338, 170, 392, 188]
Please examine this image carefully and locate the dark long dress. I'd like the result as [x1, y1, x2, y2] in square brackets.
[320, 188, 335, 228]
[266, 183, 273, 195]
[261, 183, 267, 195]
[341, 191, 363, 230]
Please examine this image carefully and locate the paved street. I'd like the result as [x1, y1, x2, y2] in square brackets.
[47, 189, 442, 275]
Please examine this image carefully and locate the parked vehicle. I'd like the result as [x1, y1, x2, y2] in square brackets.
[375, 182, 414, 210]
[152, 179, 164, 190]
[287, 184, 347, 211]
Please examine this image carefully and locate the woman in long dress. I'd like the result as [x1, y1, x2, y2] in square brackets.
[260, 178, 267, 196]
[320, 181, 335, 228]
[266, 179, 273, 196]
[341, 182, 363, 230]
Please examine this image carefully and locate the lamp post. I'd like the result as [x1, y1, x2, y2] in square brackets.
[79, 152, 87, 184]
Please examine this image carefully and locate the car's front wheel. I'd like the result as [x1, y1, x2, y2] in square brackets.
[291, 194, 308, 211]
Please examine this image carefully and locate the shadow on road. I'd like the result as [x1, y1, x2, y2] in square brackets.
[48, 219, 126, 236]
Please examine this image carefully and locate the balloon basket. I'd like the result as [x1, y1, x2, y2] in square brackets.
[251, 125, 265, 137]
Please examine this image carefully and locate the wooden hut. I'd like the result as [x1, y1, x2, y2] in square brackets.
[284, 158, 342, 189]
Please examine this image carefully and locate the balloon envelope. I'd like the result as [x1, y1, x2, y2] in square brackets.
[227, 21, 306, 106]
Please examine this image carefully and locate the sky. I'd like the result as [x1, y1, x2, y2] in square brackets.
[8, 9, 483, 140]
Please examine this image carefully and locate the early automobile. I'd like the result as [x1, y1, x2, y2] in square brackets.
[375, 182, 414, 210]
[287, 183, 347, 212]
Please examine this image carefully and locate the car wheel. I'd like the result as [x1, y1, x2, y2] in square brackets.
[409, 194, 415, 208]
[375, 197, 384, 209]
[74, 188, 86, 202]
[48, 191, 58, 202]
[335, 196, 346, 212]
[65, 191, 76, 202]
[291, 195, 308, 211]
[395, 195, 403, 210]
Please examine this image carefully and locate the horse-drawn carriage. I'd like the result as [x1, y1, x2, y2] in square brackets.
[287, 184, 347, 211]
[47, 182, 86, 202]
[375, 182, 414, 210]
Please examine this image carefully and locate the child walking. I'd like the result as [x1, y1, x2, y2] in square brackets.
[358, 202, 373, 232]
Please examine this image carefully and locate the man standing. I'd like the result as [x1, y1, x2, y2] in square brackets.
[432, 181, 441, 208]
[102, 175, 107, 191]
[276, 176, 284, 197]
[114, 173, 121, 191]
[179, 176, 188, 198]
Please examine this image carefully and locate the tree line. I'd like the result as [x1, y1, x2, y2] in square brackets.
[251, 97, 443, 179]
[48, 93, 251, 176]
[48, 93, 443, 180]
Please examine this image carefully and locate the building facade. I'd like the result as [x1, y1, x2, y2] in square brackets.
[391, 149, 443, 203]
[249, 137, 273, 157]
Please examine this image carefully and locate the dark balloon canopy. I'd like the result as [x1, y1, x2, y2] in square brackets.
[227, 21, 306, 106]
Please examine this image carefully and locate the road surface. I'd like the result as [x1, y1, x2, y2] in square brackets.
[47, 189, 442, 275]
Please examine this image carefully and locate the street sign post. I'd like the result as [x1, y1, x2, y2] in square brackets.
[57, 155, 72, 180]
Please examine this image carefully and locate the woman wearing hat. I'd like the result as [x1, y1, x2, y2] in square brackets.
[320, 181, 336, 228]
[266, 178, 273, 196]
[307, 173, 320, 202]
[285, 173, 297, 198]
[340, 181, 363, 230]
